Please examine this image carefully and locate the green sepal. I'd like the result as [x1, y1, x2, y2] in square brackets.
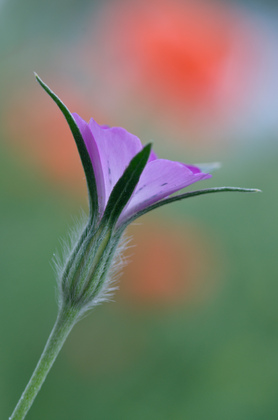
[120, 186, 261, 229]
[102, 144, 152, 228]
[35, 73, 99, 224]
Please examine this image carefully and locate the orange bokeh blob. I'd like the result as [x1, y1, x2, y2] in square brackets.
[85, 0, 258, 130]
[121, 217, 219, 306]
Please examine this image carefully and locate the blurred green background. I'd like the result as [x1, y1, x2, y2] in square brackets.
[1, 0, 278, 419]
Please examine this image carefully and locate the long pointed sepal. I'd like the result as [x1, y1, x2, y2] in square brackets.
[102, 144, 152, 228]
[35, 73, 99, 223]
[121, 187, 261, 228]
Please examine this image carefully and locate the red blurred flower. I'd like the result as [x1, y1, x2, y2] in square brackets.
[82, 0, 259, 145]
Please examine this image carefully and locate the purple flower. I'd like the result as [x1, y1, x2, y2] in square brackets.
[34, 73, 259, 313]
[35, 73, 257, 233]
[72, 113, 211, 225]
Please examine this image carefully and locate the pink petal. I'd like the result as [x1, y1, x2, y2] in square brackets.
[120, 160, 211, 222]
[73, 113, 144, 214]
[88, 118, 143, 208]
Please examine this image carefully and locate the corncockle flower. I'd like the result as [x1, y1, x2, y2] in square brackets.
[10, 74, 259, 420]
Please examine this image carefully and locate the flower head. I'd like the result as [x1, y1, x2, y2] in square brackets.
[35, 74, 259, 315]
[72, 113, 211, 226]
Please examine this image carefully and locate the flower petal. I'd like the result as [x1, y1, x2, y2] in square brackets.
[88, 118, 143, 208]
[148, 149, 158, 162]
[119, 160, 211, 222]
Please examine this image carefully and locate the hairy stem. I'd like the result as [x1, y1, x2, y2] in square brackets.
[9, 305, 79, 420]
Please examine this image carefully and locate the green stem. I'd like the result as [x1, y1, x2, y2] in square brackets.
[9, 304, 80, 420]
